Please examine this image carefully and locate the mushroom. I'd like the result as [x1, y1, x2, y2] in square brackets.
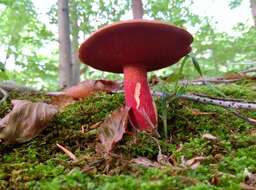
[79, 20, 193, 132]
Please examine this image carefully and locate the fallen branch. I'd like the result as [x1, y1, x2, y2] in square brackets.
[153, 92, 256, 110]
[179, 78, 241, 85]
[240, 66, 256, 74]
[180, 94, 256, 110]
[153, 91, 256, 126]
[229, 109, 256, 126]
[0, 81, 37, 93]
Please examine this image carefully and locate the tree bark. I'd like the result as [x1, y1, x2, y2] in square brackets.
[70, 0, 80, 85]
[132, 0, 144, 19]
[58, 0, 72, 88]
[250, 0, 256, 26]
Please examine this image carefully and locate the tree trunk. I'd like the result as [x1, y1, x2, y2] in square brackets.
[250, 0, 256, 26]
[58, 0, 72, 88]
[70, 0, 80, 85]
[132, 0, 144, 19]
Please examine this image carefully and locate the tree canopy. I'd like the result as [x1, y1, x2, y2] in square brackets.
[0, 0, 255, 90]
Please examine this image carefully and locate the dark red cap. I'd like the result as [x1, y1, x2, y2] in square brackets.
[79, 19, 193, 73]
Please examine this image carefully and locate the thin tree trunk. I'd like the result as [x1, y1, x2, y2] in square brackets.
[58, 0, 72, 88]
[250, 0, 256, 26]
[70, 1, 80, 85]
[132, 0, 144, 19]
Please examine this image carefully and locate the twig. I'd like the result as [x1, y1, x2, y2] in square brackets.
[56, 143, 77, 161]
[116, 90, 256, 110]
[0, 87, 8, 104]
[228, 109, 256, 126]
[153, 92, 256, 110]
[240, 67, 256, 74]
[178, 93, 256, 110]
[0, 82, 37, 93]
[179, 78, 240, 85]
[153, 91, 256, 126]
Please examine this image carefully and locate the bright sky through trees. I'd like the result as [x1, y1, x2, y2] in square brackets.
[33, 0, 253, 33]
[0, 0, 255, 89]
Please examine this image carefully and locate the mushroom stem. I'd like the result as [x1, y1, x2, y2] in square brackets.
[123, 65, 157, 131]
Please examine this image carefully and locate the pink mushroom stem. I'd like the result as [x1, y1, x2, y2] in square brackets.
[123, 64, 157, 131]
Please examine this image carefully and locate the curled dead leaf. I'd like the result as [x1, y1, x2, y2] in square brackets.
[48, 80, 121, 108]
[48, 92, 75, 109]
[202, 133, 218, 141]
[64, 80, 121, 99]
[182, 156, 205, 169]
[131, 157, 161, 168]
[97, 106, 130, 154]
[0, 100, 58, 144]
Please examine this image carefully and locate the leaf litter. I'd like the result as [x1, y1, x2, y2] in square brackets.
[0, 100, 58, 144]
[97, 105, 130, 154]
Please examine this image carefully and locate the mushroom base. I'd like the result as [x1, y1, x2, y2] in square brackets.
[123, 65, 157, 132]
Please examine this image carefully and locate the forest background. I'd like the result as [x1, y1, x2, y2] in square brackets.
[0, 0, 255, 90]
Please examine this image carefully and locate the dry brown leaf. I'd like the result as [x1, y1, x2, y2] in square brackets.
[48, 92, 75, 108]
[132, 157, 161, 168]
[210, 174, 221, 186]
[202, 133, 218, 141]
[183, 156, 205, 169]
[48, 80, 121, 108]
[157, 153, 171, 166]
[64, 80, 121, 99]
[0, 100, 58, 144]
[97, 106, 130, 154]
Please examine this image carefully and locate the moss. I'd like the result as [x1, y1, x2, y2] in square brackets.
[0, 81, 256, 189]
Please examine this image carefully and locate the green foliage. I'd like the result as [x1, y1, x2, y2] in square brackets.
[0, 0, 255, 89]
[145, 0, 200, 26]
[228, 0, 243, 9]
[0, 0, 56, 88]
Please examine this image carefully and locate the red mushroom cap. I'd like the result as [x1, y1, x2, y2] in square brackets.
[79, 19, 193, 73]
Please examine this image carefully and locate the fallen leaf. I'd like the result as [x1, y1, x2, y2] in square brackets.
[131, 157, 161, 168]
[97, 106, 130, 154]
[48, 92, 75, 108]
[157, 152, 171, 166]
[64, 80, 121, 99]
[210, 174, 221, 185]
[48, 80, 121, 108]
[202, 133, 218, 141]
[0, 100, 58, 144]
[183, 156, 205, 169]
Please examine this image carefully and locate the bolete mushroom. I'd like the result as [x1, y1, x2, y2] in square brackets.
[79, 20, 193, 132]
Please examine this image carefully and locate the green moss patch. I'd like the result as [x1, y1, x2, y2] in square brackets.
[0, 81, 256, 189]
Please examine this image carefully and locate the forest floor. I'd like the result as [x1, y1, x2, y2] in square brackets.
[0, 79, 256, 190]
